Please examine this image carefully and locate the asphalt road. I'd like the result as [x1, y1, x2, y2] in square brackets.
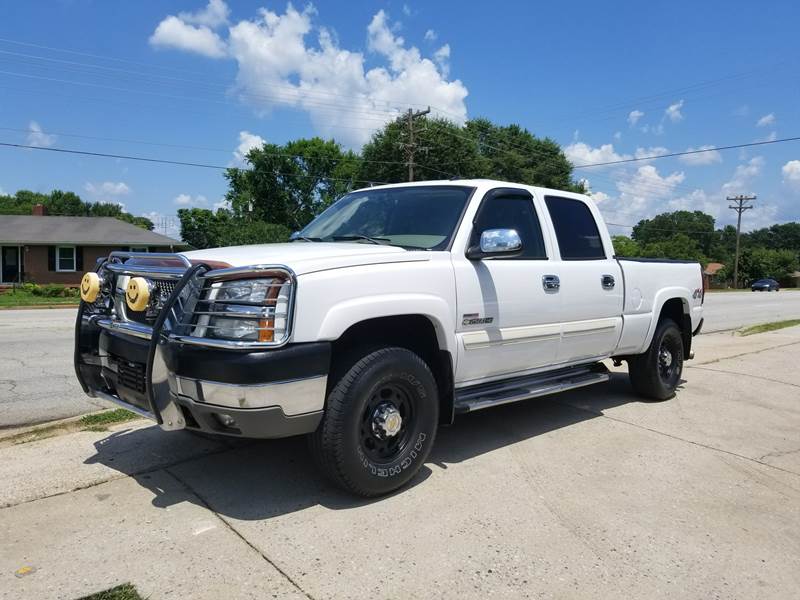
[1, 290, 799, 429]
[1, 327, 799, 599]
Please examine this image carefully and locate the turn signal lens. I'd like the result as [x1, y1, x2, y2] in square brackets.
[258, 318, 274, 343]
[80, 272, 101, 303]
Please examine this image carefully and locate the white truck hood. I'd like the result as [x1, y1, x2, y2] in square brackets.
[182, 242, 430, 276]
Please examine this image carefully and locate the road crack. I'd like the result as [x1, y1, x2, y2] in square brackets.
[163, 467, 317, 600]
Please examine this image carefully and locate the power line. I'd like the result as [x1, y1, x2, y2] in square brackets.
[401, 107, 431, 181]
[0, 142, 388, 184]
[572, 137, 800, 168]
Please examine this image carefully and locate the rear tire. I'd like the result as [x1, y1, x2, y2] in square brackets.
[309, 347, 439, 497]
[628, 318, 684, 401]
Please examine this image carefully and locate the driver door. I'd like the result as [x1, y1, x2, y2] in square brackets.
[452, 188, 561, 386]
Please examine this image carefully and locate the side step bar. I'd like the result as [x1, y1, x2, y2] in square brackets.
[454, 363, 610, 414]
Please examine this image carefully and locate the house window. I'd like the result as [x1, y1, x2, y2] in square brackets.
[129, 246, 149, 252]
[56, 246, 76, 272]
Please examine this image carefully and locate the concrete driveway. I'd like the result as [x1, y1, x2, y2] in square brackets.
[2, 290, 800, 429]
[1, 327, 798, 599]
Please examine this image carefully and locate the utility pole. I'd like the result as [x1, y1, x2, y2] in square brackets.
[402, 106, 430, 181]
[727, 194, 756, 289]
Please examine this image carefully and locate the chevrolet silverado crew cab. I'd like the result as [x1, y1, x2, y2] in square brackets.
[75, 180, 704, 496]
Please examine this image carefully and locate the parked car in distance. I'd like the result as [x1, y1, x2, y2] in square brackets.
[751, 278, 780, 292]
[74, 179, 704, 497]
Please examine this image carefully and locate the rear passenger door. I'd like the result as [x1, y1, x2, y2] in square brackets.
[543, 195, 624, 363]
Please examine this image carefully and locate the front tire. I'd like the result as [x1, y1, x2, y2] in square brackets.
[628, 318, 684, 400]
[310, 347, 439, 497]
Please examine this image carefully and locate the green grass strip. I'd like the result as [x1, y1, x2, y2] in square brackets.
[79, 409, 140, 428]
[739, 319, 800, 336]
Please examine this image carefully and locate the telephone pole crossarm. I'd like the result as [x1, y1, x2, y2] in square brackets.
[402, 106, 431, 182]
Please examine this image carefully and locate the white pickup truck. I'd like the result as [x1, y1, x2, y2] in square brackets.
[75, 179, 704, 496]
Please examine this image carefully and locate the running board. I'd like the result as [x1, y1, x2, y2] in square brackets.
[454, 363, 610, 414]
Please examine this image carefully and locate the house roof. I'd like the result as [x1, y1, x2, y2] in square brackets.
[0, 216, 185, 246]
[704, 262, 725, 275]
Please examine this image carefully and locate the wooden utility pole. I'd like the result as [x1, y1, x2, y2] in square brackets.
[727, 194, 756, 289]
[403, 106, 430, 181]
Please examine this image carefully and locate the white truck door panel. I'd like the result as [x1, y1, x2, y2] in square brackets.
[453, 188, 561, 385]
[540, 194, 624, 362]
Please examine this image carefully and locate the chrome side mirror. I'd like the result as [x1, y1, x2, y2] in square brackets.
[467, 228, 523, 259]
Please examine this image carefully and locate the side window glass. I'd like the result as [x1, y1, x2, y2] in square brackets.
[544, 196, 606, 260]
[472, 194, 547, 259]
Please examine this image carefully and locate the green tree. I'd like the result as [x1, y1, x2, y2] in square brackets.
[632, 211, 716, 255]
[466, 118, 582, 191]
[177, 208, 290, 249]
[640, 233, 707, 264]
[359, 116, 483, 184]
[611, 235, 640, 257]
[732, 248, 799, 286]
[225, 137, 360, 231]
[358, 115, 583, 190]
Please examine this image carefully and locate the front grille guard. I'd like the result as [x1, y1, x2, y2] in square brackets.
[74, 251, 297, 426]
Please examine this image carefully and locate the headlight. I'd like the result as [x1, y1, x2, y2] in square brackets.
[193, 276, 292, 343]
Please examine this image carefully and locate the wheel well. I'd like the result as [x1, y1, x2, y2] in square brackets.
[330, 315, 455, 425]
[658, 297, 692, 358]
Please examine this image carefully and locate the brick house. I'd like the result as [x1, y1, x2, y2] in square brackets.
[0, 206, 186, 285]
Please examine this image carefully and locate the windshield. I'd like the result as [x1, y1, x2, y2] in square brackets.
[298, 185, 473, 250]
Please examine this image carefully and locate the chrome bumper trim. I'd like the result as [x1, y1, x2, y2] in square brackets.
[96, 318, 153, 340]
[175, 375, 327, 415]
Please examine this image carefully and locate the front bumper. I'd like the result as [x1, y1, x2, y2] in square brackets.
[74, 256, 329, 438]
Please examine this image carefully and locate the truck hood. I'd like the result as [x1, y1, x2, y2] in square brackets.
[182, 242, 431, 276]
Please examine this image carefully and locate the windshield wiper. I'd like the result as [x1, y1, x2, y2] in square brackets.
[289, 235, 323, 242]
[331, 235, 391, 245]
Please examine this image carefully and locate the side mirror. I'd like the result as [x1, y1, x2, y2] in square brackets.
[466, 228, 523, 260]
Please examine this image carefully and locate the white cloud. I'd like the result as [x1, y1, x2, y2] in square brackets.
[678, 145, 722, 166]
[402, 4, 412, 16]
[627, 110, 644, 126]
[634, 146, 669, 161]
[151, 4, 468, 146]
[149, 15, 227, 58]
[233, 130, 266, 165]
[721, 156, 763, 197]
[756, 130, 777, 143]
[613, 131, 622, 140]
[173, 193, 208, 206]
[617, 165, 685, 201]
[563, 141, 630, 167]
[665, 99, 684, 123]
[424, 29, 437, 42]
[84, 181, 131, 196]
[27, 121, 56, 148]
[179, 0, 229, 28]
[782, 160, 800, 188]
[756, 113, 775, 127]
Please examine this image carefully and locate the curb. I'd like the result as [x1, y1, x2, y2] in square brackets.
[0, 304, 80, 310]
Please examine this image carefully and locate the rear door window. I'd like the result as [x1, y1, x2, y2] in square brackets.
[544, 196, 606, 260]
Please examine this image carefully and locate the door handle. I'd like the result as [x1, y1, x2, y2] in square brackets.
[601, 274, 615, 289]
[542, 274, 560, 291]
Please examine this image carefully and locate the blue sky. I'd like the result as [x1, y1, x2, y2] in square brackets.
[1, 0, 798, 239]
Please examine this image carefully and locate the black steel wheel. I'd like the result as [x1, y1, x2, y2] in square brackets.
[309, 347, 438, 497]
[628, 318, 684, 400]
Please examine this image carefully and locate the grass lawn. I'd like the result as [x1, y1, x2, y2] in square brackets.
[739, 319, 800, 336]
[0, 288, 79, 307]
[78, 584, 143, 600]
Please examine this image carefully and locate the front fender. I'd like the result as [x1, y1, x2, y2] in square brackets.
[315, 293, 457, 357]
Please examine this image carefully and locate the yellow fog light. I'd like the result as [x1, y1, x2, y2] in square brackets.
[80, 272, 101, 303]
[126, 277, 151, 311]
